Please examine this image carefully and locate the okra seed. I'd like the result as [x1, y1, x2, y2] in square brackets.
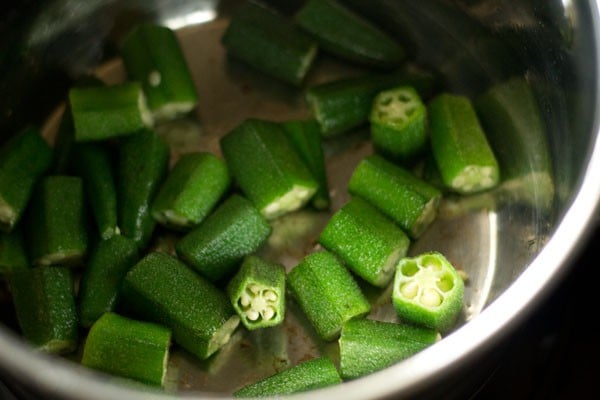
[401, 261, 419, 277]
[421, 288, 442, 307]
[262, 306, 276, 320]
[246, 310, 260, 321]
[420, 255, 443, 271]
[400, 281, 419, 299]
[263, 290, 278, 301]
[148, 70, 162, 87]
[240, 291, 252, 307]
[436, 274, 454, 292]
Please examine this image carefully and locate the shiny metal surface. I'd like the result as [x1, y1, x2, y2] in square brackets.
[1, 0, 599, 399]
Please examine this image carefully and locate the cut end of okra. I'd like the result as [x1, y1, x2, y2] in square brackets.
[34, 251, 86, 268]
[393, 252, 464, 332]
[450, 164, 499, 194]
[0, 200, 16, 232]
[207, 315, 241, 358]
[238, 284, 279, 323]
[262, 184, 315, 220]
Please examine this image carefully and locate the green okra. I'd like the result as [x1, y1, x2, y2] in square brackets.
[151, 152, 230, 230]
[393, 252, 464, 332]
[428, 93, 500, 194]
[176, 194, 272, 282]
[339, 318, 439, 379]
[348, 155, 441, 239]
[117, 130, 170, 249]
[287, 251, 371, 341]
[77, 235, 139, 328]
[281, 119, 330, 210]
[0, 228, 29, 277]
[9, 266, 78, 354]
[74, 143, 119, 240]
[222, 1, 318, 86]
[121, 23, 198, 122]
[0, 127, 52, 232]
[226, 255, 286, 330]
[370, 86, 428, 164]
[220, 119, 318, 220]
[121, 252, 240, 360]
[26, 176, 88, 267]
[295, 0, 405, 68]
[81, 312, 171, 387]
[319, 197, 410, 288]
[233, 356, 341, 397]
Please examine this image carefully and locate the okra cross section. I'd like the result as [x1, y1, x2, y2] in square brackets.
[393, 252, 464, 332]
[226, 255, 286, 330]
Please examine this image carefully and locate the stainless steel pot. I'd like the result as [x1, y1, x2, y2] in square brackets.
[1, 0, 599, 399]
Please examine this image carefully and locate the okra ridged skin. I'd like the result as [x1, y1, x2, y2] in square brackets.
[78, 235, 139, 328]
[339, 318, 438, 379]
[233, 356, 341, 397]
[348, 155, 441, 239]
[82, 312, 171, 387]
[26, 176, 89, 267]
[221, 1, 318, 86]
[319, 197, 410, 288]
[117, 130, 170, 249]
[69, 82, 154, 142]
[0, 228, 29, 277]
[220, 119, 318, 220]
[428, 93, 500, 194]
[176, 194, 272, 282]
[151, 152, 230, 230]
[121, 252, 240, 360]
[295, 0, 405, 68]
[287, 251, 371, 341]
[121, 24, 198, 122]
[0, 127, 52, 232]
[393, 252, 465, 332]
[9, 266, 78, 354]
[226, 255, 286, 330]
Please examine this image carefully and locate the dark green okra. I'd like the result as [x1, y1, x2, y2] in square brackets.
[176, 194, 272, 282]
[82, 312, 171, 387]
[233, 357, 341, 397]
[348, 155, 441, 239]
[428, 93, 500, 194]
[121, 23, 198, 122]
[118, 130, 170, 249]
[0, 127, 52, 232]
[69, 82, 154, 142]
[0, 228, 29, 277]
[287, 251, 371, 341]
[26, 176, 88, 267]
[281, 119, 330, 210]
[370, 86, 427, 164]
[226, 255, 286, 330]
[121, 252, 240, 360]
[78, 235, 139, 328]
[222, 1, 318, 86]
[339, 318, 439, 379]
[151, 152, 230, 230]
[319, 197, 410, 288]
[220, 119, 318, 220]
[9, 266, 78, 354]
[295, 0, 405, 68]
[393, 252, 464, 332]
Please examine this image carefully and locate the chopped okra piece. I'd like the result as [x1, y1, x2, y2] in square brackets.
[428, 93, 500, 194]
[220, 119, 318, 220]
[78, 235, 139, 328]
[226, 255, 285, 330]
[69, 82, 153, 142]
[281, 119, 331, 210]
[319, 197, 410, 288]
[221, 1, 318, 86]
[0, 127, 52, 232]
[339, 318, 439, 379]
[287, 251, 371, 341]
[118, 130, 170, 249]
[9, 266, 78, 354]
[121, 252, 240, 360]
[82, 312, 171, 387]
[26, 176, 88, 267]
[348, 155, 441, 239]
[370, 86, 427, 164]
[151, 152, 230, 230]
[393, 252, 465, 332]
[0, 228, 29, 277]
[176, 194, 272, 282]
[233, 357, 341, 397]
[295, 0, 405, 68]
[121, 23, 198, 122]
[74, 143, 120, 240]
